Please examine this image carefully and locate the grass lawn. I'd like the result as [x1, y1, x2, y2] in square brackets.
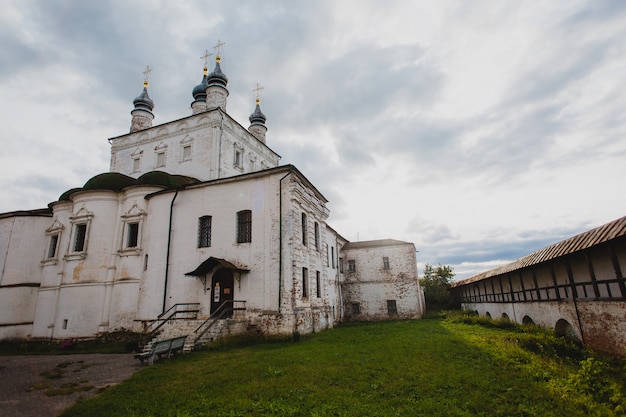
[60, 318, 626, 417]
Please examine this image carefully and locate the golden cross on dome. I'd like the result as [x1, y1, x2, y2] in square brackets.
[200, 49, 212, 68]
[214, 39, 225, 60]
[142, 65, 152, 87]
[252, 83, 264, 104]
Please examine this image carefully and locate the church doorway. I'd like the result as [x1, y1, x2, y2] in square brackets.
[211, 268, 234, 318]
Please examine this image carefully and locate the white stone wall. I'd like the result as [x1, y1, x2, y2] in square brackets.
[341, 242, 424, 321]
[110, 110, 279, 182]
[0, 214, 51, 339]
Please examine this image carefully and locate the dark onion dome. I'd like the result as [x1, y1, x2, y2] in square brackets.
[207, 60, 228, 88]
[133, 86, 154, 112]
[192, 70, 209, 101]
[249, 101, 267, 126]
[83, 172, 137, 192]
[137, 171, 200, 188]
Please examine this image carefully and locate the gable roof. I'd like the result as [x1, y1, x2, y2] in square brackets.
[452, 215, 626, 287]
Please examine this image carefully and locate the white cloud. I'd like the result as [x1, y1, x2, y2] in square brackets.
[1, 0, 625, 280]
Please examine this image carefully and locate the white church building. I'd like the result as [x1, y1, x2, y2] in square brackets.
[0, 49, 425, 343]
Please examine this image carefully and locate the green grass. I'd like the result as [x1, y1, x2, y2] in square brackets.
[59, 319, 626, 417]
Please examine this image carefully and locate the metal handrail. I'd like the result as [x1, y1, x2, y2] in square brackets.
[194, 300, 246, 345]
[145, 303, 201, 335]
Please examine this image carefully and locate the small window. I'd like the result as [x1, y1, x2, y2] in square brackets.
[314, 222, 320, 251]
[234, 150, 242, 169]
[316, 271, 321, 298]
[331, 247, 335, 269]
[383, 256, 390, 270]
[302, 267, 309, 298]
[73, 224, 87, 252]
[126, 222, 139, 248]
[182, 145, 192, 161]
[387, 300, 398, 315]
[339, 257, 344, 273]
[351, 303, 360, 315]
[301, 213, 308, 246]
[132, 157, 141, 173]
[348, 260, 356, 273]
[156, 151, 166, 167]
[47, 234, 59, 259]
[198, 216, 212, 248]
[237, 210, 252, 243]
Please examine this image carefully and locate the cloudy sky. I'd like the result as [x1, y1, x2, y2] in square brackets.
[2, 1, 625, 279]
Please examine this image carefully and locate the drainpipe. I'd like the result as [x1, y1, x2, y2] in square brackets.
[162, 189, 179, 314]
[278, 170, 292, 315]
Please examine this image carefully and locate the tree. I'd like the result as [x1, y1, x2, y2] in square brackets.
[419, 264, 459, 311]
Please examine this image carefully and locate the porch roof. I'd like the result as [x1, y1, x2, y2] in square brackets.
[184, 257, 250, 276]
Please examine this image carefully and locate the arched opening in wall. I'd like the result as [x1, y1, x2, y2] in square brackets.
[522, 315, 534, 326]
[501, 313, 510, 321]
[485, 312, 492, 319]
[554, 319, 580, 342]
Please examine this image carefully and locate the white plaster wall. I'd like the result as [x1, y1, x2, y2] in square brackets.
[0, 214, 50, 338]
[110, 111, 279, 182]
[342, 242, 424, 321]
[0, 216, 50, 286]
[54, 284, 107, 338]
[0, 286, 39, 330]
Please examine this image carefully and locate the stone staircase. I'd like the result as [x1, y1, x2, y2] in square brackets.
[141, 300, 250, 353]
[144, 317, 250, 352]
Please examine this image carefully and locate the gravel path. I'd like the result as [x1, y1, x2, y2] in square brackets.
[0, 354, 142, 417]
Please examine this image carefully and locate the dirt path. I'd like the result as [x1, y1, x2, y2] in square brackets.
[0, 354, 142, 417]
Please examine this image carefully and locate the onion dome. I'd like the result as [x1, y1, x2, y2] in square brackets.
[249, 99, 267, 126]
[192, 67, 209, 102]
[133, 85, 154, 112]
[207, 58, 228, 88]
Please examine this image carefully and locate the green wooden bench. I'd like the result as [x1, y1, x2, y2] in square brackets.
[134, 335, 187, 365]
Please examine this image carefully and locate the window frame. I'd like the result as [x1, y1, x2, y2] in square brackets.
[118, 206, 146, 256]
[348, 259, 356, 273]
[42, 220, 64, 265]
[236, 210, 252, 243]
[233, 143, 244, 171]
[65, 208, 94, 261]
[154, 142, 168, 169]
[198, 215, 212, 248]
[316, 271, 321, 298]
[126, 222, 140, 248]
[301, 212, 308, 246]
[314, 222, 320, 251]
[383, 256, 390, 270]
[302, 267, 309, 299]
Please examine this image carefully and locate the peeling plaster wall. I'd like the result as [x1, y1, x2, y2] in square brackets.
[341, 242, 424, 321]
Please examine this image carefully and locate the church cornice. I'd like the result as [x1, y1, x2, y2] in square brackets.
[109, 108, 281, 159]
